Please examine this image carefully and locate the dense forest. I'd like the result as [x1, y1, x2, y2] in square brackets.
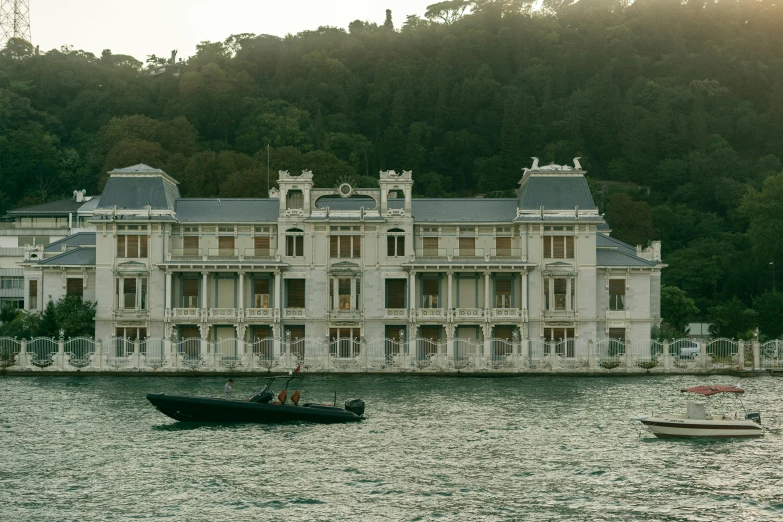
[0, 0, 782, 338]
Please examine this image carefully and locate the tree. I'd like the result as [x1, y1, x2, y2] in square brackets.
[38, 299, 59, 338]
[604, 193, 656, 247]
[708, 297, 758, 339]
[54, 295, 96, 338]
[661, 285, 699, 334]
[753, 291, 783, 339]
[740, 173, 783, 264]
[383, 9, 394, 30]
[425, 1, 468, 25]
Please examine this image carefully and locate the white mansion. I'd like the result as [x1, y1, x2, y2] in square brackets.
[18, 160, 664, 367]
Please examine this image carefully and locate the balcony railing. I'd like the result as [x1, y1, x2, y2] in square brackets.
[208, 308, 238, 320]
[171, 308, 201, 321]
[169, 248, 203, 260]
[245, 307, 274, 320]
[283, 308, 306, 318]
[455, 308, 484, 319]
[207, 248, 239, 260]
[384, 308, 408, 319]
[490, 308, 523, 319]
[415, 247, 448, 259]
[416, 308, 447, 320]
[490, 247, 522, 259]
[243, 247, 275, 259]
[452, 248, 485, 259]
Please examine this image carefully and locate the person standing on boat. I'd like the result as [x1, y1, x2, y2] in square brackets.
[224, 379, 233, 399]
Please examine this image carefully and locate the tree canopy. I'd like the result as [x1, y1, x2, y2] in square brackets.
[1, 0, 782, 335]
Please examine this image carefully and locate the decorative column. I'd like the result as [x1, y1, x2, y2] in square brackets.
[587, 339, 597, 370]
[752, 335, 761, 371]
[408, 271, 416, 313]
[16, 339, 31, 369]
[521, 270, 528, 311]
[165, 271, 172, 312]
[662, 340, 672, 371]
[447, 272, 453, 310]
[274, 271, 282, 310]
[566, 278, 572, 312]
[737, 340, 745, 370]
[201, 271, 209, 311]
[484, 272, 491, 310]
[446, 324, 455, 363]
[238, 271, 244, 312]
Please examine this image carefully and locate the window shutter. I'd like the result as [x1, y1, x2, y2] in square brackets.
[287, 280, 305, 308]
[140, 235, 148, 257]
[117, 236, 124, 258]
[218, 236, 234, 251]
[423, 279, 438, 295]
[397, 236, 405, 256]
[127, 235, 139, 258]
[553, 236, 565, 258]
[496, 237, 511, 255]
[254, 236, 270, 253]
[609, 328, 626, 340]
[183, 279, 198, 297]
[184, 236, 198, 254]
[352, 236, 361, 258]
[29, 280, 37, 297]
[543, 237, 551, 258]
[387, 236, 396, 256]
[296, 236, 304, 257]
[423, 237, 438, 255]
[609, 279, 625, 296]
[386, 280, 405, 308]
[493, 326, 514, 341]
[495, 279, 511, 295]
[330, 236, 339, 257]
[66, 278, 83, 297]
[565, 236, 574, 258]
[459, 237, 475, 255]
[254, 279, 270, 295]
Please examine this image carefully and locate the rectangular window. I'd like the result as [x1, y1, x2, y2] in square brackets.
[218, 236, 235, 255]
[117, 235, 148, 258]
[423, 237, 439, 256]
[387, 235, 405, 257]
[287, 191, 303, 209]
[330, 235, 360, 258]
[609, 279, 626, 311]
[182, 279, 199, 308]
[123, 278, 137, 309]
[609, 328, 626, 341]
[0, 277, 23, 289]
[254, 279, 270, 308]
[458, 237, 475, 257]
[29, 280, 38, 310]
[66, 278, 83, 299]
[286, 279, 305, 308]
[286, 235, 303, 257]
[495, 279, 512, 308]
[495, 237, 511, 257]
[422, 279, 439, 308]
[544, 236, 574, 259]
[385, 279, 406, 308]
[141, 278, 148, 310]
[554, 278, 567, 310]
[184, 236, 199, 256]
[254, 236, 270, 256]
[338, 278, 351, 310]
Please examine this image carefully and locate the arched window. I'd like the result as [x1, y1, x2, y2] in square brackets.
[286, 228, 304, 257]
[387, 228, 405, 257]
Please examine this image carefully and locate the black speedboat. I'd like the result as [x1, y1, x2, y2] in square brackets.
[147, 375, 365, 424]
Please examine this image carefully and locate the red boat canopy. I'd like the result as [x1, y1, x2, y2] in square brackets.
[681, 386, 744, 396]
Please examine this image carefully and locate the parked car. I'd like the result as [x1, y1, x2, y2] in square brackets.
[679, 340, 701, 359]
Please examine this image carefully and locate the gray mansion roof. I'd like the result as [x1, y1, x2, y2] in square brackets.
[44, 232, 96, 252]
[37, 247, 96, 266]
[596, 234, 655, 267]
[97, 164, 180, 211]
[409, 199, 518, 223]
[175, 199, 279, 223]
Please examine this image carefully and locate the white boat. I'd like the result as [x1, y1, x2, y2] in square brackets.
[634, 386, 763, 438]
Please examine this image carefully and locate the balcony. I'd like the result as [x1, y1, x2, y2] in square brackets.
[454, 308, 484, 320]
[245, 307, 274, 321]
[606, 309, 629, 321]
[543, 309, 577, 321]
[171, 307, 202, 322]
[490, 308, 524, 320]
[208, 308, 238, 321]
[328, 309, 361, 321]
[243, 247, 275, 260]
[384, 308, 408, 320]
[416, 308, 447, 320]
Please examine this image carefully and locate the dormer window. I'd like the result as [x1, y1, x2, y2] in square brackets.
[287, 190, 304, 210]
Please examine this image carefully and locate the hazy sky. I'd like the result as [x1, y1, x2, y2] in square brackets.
[32, 1, 435, 61]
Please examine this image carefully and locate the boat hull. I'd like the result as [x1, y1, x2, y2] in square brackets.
[638, 416, 763, 438]
[147, 394, 363, 424]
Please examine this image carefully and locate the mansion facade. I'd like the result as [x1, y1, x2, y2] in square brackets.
[20, 161, 664, 360]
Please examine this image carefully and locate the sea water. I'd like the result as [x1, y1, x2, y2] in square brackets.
[1, 375, 781, 521]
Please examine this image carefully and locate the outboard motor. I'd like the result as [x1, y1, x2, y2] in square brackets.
[746, 412, 761, 425]
[344, 398, 365, 417]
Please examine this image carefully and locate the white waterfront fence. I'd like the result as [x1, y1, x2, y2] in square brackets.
[3, 335, 782, 373]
